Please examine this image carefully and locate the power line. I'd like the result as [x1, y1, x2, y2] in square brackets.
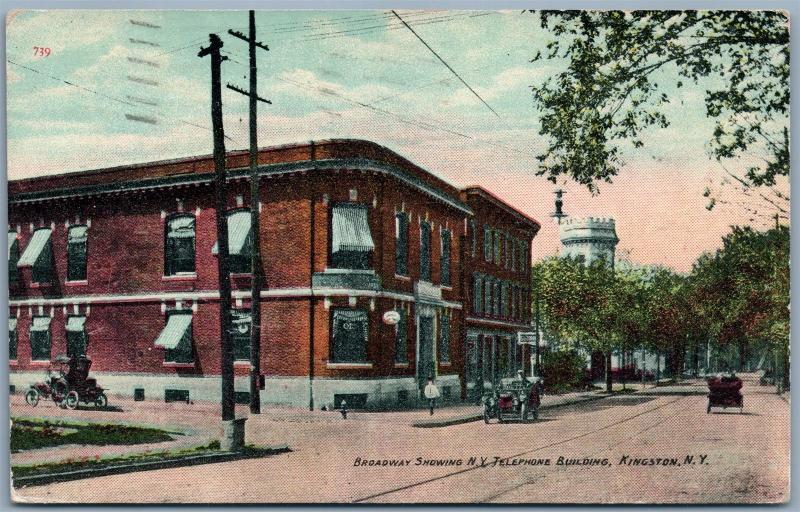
[391, 10, 499, 118]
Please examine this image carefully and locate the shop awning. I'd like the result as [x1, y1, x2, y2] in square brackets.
[332, 206, 374, 253]
[66, 316, 87, 333]
[8, 318, 17, 331]
[17, 229, 52, 267]
[212, 211, 252, 256]
[30, 316, 52, 332]
[68, 225, 88, 242]
[8, 232, 17, 259]
[154, 314, 192, 349]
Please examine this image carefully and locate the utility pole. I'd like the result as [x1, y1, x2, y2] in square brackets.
[199, 34, 241, 449]
[228, 11, 271, 414]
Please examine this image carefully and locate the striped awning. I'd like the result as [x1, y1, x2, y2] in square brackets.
[9, 318, 17, 331]
[18, 229, 52, 267]
[332, 205, 374, 253]
[154, 314, 192, 349]
[66, 316, 87, 333]
[212, 211, 252, 256]
[167, 216, 194, 239]
[8, 232, 17, 259]
[68, 225, 88, 242]
[30, 316, 52, 332]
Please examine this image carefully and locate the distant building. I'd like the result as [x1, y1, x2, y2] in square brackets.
[559, 217, 619, 267]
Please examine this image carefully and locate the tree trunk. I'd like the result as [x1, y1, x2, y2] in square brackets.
[656, 352, 661, 384]
[605, 351, 613, 392]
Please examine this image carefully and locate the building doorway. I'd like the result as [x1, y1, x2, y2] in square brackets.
[416, 315, 436, 392]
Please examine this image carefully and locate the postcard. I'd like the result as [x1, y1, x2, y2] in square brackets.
[6, 8, 790, 504]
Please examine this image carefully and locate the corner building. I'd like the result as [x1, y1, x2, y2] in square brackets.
[8, 139, 538, 409]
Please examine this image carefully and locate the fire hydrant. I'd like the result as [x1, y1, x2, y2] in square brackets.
[340, 399, 348, 419]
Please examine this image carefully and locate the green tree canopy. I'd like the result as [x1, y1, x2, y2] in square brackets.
[530, 10, 789, 193]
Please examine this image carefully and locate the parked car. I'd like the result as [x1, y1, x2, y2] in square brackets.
[482, 376, 542, 423]
[25, 354, 107, 409]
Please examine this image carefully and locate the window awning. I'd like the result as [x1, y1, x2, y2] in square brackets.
[168, 216, 194, 238]
[332, 206, 374, 253]
[30, 316, 52, 332]
[154, 314, 192, 349]
[9, 318, 17, 331]
[68, 225, 88, 242]
[66, 316, 87, 333]
[212, 211, 252, 256]
[8, 232, 17, 259]
[18, 229, 52, 267]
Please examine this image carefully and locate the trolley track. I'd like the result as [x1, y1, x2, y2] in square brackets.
[353, 395, 688, 503]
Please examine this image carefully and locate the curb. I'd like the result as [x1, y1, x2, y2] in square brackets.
[13, 445, 290, 488]
[411, 392, 611, 428]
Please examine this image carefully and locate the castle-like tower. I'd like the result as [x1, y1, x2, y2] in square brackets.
[559, 217, 619, 268]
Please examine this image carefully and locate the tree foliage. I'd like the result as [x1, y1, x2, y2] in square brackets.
[529, 10, 789, 193]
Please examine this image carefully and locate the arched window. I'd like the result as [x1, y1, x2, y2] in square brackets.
[67, 225, 88, 281]
[165, 214, 195, 276]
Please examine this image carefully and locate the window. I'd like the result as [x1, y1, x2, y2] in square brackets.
[155, 311, 194, 363]
[29, 316, 51, 361]
[65, 316, 88, 357]
[9, 318, 17, 360]
[8, 232, 19, 284]
[227, 210, 253, 274]
[165, 215, 195, 276]
[504, 234, 510, 269]
[439, 314, 450, 363]
[473, 274, 483, 314]
[512, 285, 517, 320]
[494, 281, 501, 317]
[395, 212, 409, 276]
[330, 204, 374, 270]
[420, 221, 432, 282]
[502, 282, 509, 318]
[394, 307, 408, 364]
[484, 277, 492, 316]
[331, 309, 368, 363]
[493, 229, 501, 264]
[483, 225, 491, 262]
[511, 237, 517, 271]
[67, 225, 88, 281]
[231, 309, 251, 361]
[440, 229, 451, 286]
[18, 228, 53, 284]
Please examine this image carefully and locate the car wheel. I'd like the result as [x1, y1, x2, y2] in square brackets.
[25, 389, 39, 407]
[95, 394, 108, 408]
[64, 391, 79, 410]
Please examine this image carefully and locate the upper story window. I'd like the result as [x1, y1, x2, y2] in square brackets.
[8, 232, 19, 284]
[330, 204, 374, 271]
[470, 219, 477, 258]
[18, 228, 53, 284]
[484, 277, 492, 316]
[67, 225, 88, 282]
[473, 273, 483, 315]
[483, 225, 491, 262]
[440, 229, 452, 286]
[420, 221, 432, 282]
[511, 236, 517, 271]
[165, 214, 195, 276]
[493, 229, 501, 265]
[212, 209, 253, 274]
[155, 310, 194, 364]
[395, 212, 409, 276]
[504, 234, 511, 269]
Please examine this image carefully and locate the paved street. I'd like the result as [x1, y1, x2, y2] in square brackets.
[13, 374, 789, 504]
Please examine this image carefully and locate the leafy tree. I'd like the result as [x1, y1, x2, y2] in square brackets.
[529, 10, 789, 195]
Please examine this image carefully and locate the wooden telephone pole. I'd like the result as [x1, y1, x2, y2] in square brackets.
[198, 34, 237, 428]
[228, 11, 270, 414]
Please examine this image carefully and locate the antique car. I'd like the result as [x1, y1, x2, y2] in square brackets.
[25, 354, 108, 409]
[707, 374, 743, 413]
[482, 376, 543, 423]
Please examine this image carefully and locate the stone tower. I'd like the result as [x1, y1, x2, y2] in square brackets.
[559, 217, 619, 268]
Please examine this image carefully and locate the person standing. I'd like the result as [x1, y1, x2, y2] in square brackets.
[424, 375, 440, 415]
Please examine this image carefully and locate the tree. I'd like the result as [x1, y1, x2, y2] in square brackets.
[529, 10, 789, 197]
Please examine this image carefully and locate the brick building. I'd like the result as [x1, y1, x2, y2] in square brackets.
[8, 139, 537, 409]
[460, 187, 540, 400]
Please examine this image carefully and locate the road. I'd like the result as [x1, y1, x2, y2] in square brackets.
[13, 374, 789, 504]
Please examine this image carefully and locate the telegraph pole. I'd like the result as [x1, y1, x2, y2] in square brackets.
[199, 35, 239, 443]
[228, 11, 270, 415]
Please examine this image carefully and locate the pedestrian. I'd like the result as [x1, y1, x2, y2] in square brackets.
[424, 375, 440, 415]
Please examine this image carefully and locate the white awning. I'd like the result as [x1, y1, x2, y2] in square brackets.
[30, 316, 52, 332]
[154, 314, 192, 349]
[167, 216, 194, 238]
[18, 229, 52, 267]
[8, 232, 17, 259]
[332, 206, 374, 253]
[68, 225, 88, 242]
[66, 316, 87, 333]
[9, 318, 17, 331]
[212, 211, 252, 256]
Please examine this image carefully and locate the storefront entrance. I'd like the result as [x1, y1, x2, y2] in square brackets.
[416, 315, 436, 391]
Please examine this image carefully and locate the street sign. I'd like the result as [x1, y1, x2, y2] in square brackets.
[518, 332, 537, 345]
[383, 310, 401, 325]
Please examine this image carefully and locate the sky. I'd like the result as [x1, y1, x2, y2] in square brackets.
[5, 9, 789, 272]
